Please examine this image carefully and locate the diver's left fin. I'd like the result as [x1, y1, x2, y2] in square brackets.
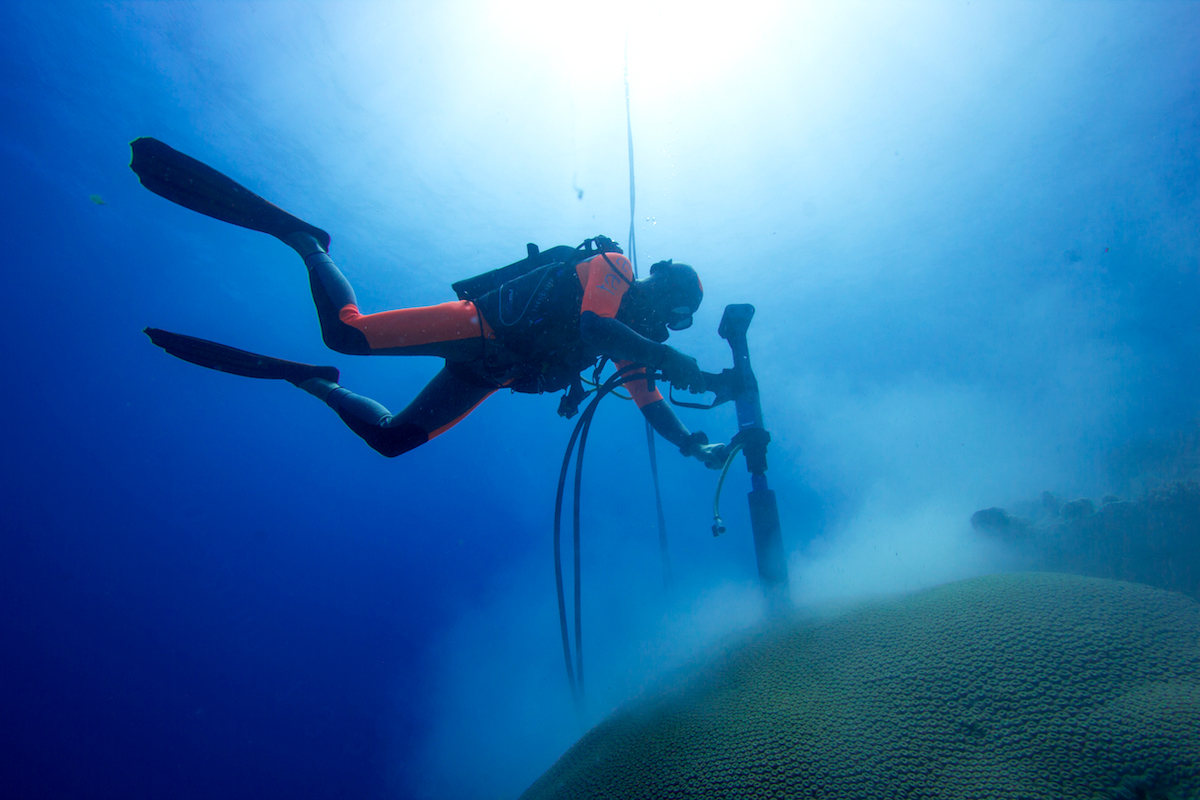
[129, 137, 331, 251]
[144, 328, 339, 385]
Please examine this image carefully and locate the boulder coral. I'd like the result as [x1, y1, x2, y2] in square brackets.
[522, 573, 1200, 800]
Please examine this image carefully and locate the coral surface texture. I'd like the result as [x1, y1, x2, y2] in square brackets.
[522, 573, 1200, 800]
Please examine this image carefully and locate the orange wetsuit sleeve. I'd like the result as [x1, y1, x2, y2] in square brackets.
[617, 360, 664, 409]
[576, 253, 634, 318]
[579, 253, 661, 406]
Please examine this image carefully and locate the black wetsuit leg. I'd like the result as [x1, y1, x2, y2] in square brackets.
[303, 251, 372, 354]
[302, 251, 486, 362]
[298, 249, 499, 455]
[323, 366, 495, 457]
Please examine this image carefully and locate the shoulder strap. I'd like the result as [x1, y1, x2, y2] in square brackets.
[574, 236, 633, 288]
[599, 251, 633, 287]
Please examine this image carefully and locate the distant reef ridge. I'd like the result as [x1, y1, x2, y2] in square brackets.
[521, 573, 1200, 800]
[971, 482, 1200, 600]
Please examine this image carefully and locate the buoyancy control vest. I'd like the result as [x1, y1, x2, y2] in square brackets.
[452, 237, 626, 399]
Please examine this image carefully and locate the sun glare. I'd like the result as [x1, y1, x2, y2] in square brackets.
[487, 0, 782, 98]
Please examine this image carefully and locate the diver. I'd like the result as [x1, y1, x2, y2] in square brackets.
[132, 138, 727, 466]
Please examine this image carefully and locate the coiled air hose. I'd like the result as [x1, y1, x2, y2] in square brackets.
[554, 364, 646, 719]
[711, 442, 744, 536]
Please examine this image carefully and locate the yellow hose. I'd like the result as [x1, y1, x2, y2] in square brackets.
[711, 443, 744, 536]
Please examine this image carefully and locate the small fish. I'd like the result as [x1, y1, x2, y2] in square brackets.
[90, 194, 106, 205]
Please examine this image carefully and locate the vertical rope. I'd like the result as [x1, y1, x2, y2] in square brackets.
[646, 421, 673, 588]
[624, 34, 638, 278]
[625, 29, 672, 589]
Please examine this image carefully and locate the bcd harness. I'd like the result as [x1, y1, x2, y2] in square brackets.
[452, 236, 634, 418]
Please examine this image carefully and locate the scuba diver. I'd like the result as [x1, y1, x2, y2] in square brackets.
[131, 138, 727, 466]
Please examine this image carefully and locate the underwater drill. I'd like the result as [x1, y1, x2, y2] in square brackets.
[692, 303, 790, 610]
[554, 303, 791, 715]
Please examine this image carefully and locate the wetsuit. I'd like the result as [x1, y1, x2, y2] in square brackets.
[302, 247, 670, 457]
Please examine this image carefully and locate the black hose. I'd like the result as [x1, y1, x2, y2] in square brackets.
[553, 410, 588, 710]
[554, 365, 645, 717]
[572, 393, 599, 696]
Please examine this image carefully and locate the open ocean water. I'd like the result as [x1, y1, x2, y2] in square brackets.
[2, 2, 1198, 798]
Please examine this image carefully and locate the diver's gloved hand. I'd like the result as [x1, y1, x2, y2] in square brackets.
[693, 442, 729, 470]
[680, 432, 727, 469]
[658, 346, 706, 394]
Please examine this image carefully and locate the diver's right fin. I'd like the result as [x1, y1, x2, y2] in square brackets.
[129, 138, 331, 252]
[144, 328, 339, 385]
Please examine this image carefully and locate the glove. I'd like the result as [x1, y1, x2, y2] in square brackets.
[693, 442, 728, 470]
[658, 346, 706, 394]
[680, 432, 727, 469]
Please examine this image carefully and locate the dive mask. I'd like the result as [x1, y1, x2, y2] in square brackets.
[667, 306, 694, 331]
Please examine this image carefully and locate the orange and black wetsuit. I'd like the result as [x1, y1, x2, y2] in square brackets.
[301, 247, 681, 457]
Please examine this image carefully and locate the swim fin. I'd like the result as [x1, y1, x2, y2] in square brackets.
[144, 328, 339, 385]
[129, 137, 332, 252]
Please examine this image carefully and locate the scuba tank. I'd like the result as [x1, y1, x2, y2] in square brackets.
[451, 236, 622, 302]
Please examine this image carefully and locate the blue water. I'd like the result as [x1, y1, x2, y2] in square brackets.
[2, 3, 1197, 798]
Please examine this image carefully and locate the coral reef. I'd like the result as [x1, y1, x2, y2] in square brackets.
[521, 573, 1200, 800]
[972, 483, 1200, 600]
